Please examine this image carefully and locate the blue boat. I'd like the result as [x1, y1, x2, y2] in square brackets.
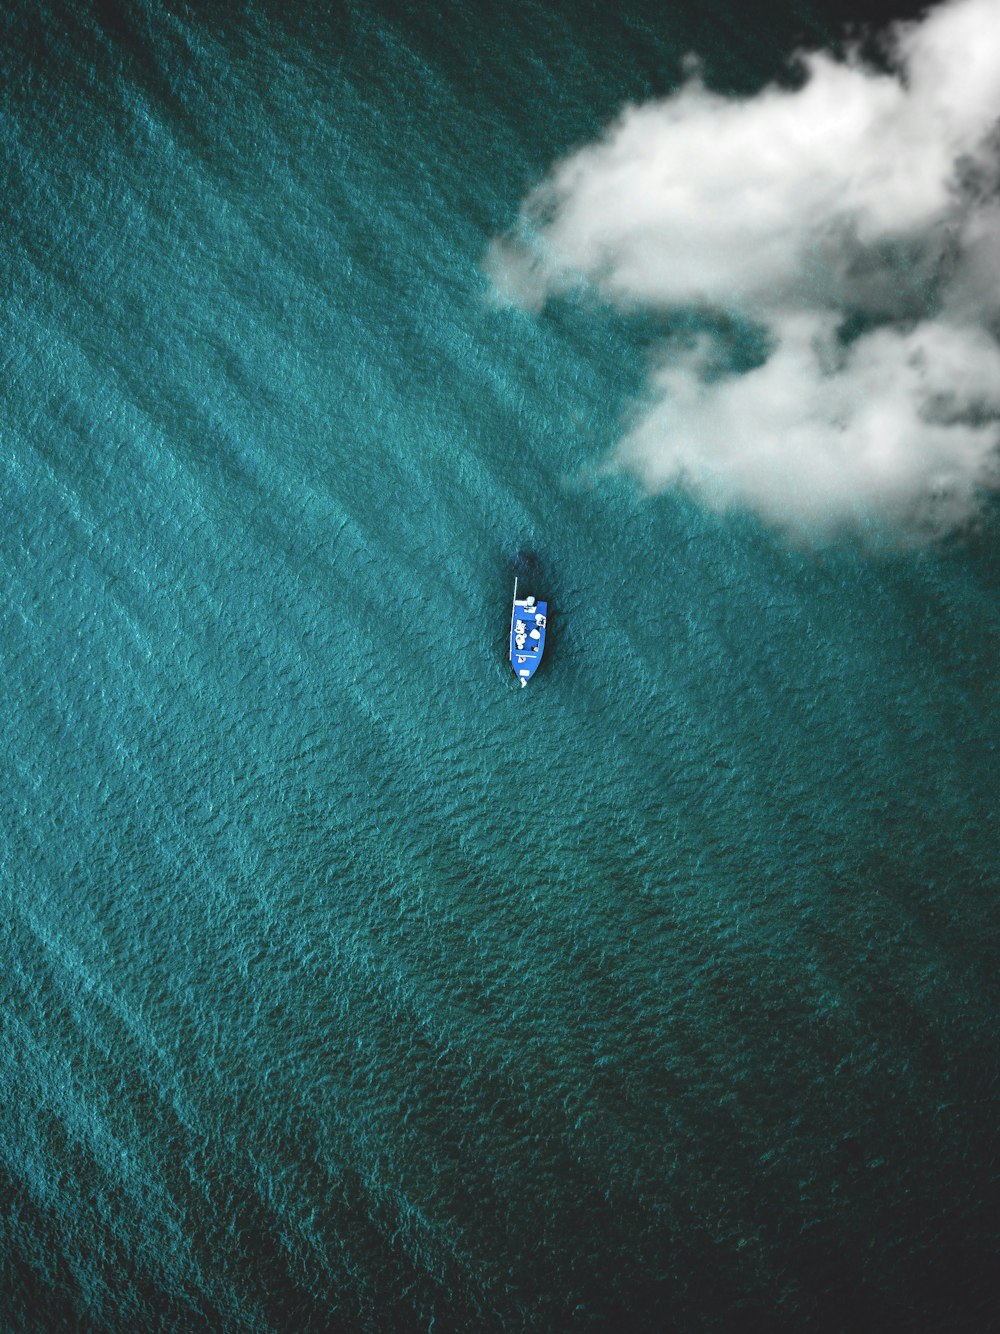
[509, 578, 548, 687]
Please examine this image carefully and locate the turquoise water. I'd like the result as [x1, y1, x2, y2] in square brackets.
[2, 2, 998, 1329]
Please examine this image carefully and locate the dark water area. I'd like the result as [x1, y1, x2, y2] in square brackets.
[1, 1, 997, 1330]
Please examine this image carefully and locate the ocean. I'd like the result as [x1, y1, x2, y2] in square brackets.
[1, 1, 998, 1330]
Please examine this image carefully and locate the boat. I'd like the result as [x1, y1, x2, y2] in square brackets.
[509, 577, 548, 687]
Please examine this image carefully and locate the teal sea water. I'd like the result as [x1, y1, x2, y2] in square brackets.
[2, 2, 998, 1329]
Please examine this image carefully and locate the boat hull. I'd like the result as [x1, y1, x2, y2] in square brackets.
[510, 590, 548, 686]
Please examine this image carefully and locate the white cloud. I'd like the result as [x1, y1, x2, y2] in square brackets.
[487, 0, 1000, 538]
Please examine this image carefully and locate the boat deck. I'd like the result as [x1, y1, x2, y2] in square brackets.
[510, 596, 548, 685]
